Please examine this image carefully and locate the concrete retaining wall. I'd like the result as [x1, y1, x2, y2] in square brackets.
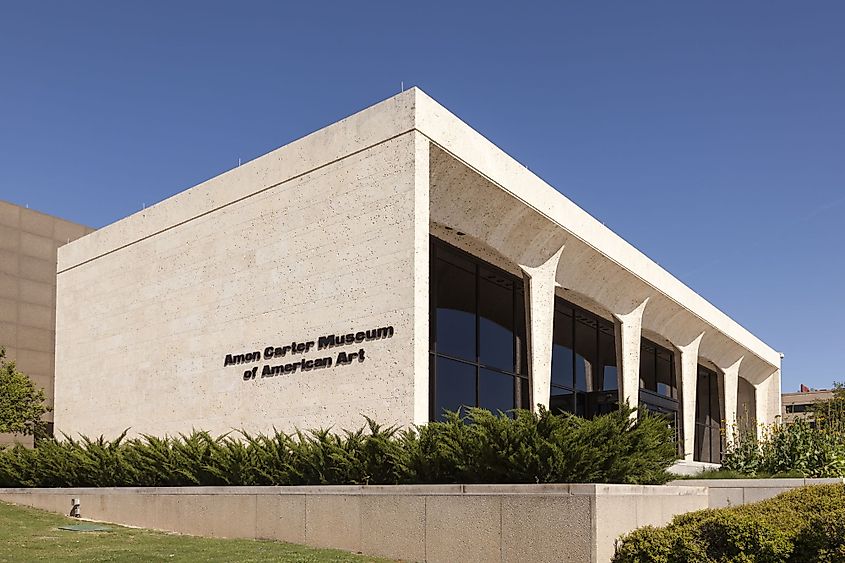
[671, 478, 845, 508]
[0, 484, 707, 563]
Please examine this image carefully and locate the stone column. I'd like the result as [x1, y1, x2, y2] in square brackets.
[754, 368, 782, 440]
[719, 357, 743, 447]
[675, 333, 704, 461]
[519, 245, 565, 412]
[612, 298, 649, 413]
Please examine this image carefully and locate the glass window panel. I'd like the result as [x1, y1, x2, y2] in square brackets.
[552, 307, 574, 388]
[478, 271, 514, 372]
[700, 424, 711, 462]
[576, 392, 587, 417]
[550, 388, 575, 415]
[694, 365, 722, 462]
[479, 368, 515, 414]
[574, 314, 598, 392]
[589, 391, 619, 417]
[710, 371, 721, 423]
[695, 371, 709, 425]
[656, 354, 674, 398]
[515, 289, 528, 375]
[710, 428, 721, 463]
[434, 357, 476, 421]
[435, 257, 476, 361]
[640, 343, 656, 391]
[598, 328, 617, 391]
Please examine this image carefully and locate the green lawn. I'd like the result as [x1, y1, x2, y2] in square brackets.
[0, 501, 390, 562]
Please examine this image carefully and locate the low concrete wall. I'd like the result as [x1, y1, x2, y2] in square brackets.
[670, 478, 845, 508]
[0, 484, 707, 563]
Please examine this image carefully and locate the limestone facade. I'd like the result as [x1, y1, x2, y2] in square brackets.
[53, 89, 782, 462]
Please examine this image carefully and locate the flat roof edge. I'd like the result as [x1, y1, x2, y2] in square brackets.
[411, 89, 781, 370]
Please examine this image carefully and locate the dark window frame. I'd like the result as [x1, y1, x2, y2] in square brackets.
[694, 365, 723, 463]
[550, 295, 619, 418]
[429, 238, 529, 421]
[637, 338, 680, 449]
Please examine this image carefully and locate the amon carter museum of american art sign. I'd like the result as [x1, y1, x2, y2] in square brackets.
[223, 326, 396, 381]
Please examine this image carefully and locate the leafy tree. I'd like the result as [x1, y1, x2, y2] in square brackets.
[812, 382, 845, 433]
[0, 348, 50, 437]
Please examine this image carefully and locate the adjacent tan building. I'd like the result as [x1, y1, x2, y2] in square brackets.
[0, 201, 94, 445]
[781, 388, 835, 425]
[53, 89, 782, 466]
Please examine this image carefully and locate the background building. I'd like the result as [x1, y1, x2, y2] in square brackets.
[53, 89, 782, 465]
[0, 200, 94, 445]
[781, 386, 835, 425]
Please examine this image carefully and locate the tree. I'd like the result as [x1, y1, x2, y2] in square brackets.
[812, 382, 845, 433]
[0, 347, 50, 437]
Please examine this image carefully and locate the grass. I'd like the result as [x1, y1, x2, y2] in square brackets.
[0, 501, 390, 562]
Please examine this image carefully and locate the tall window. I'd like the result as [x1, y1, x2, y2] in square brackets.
[550, 297, 618, 418]
[639, 339, 680, 446]
[429, 239, 529, 420]
[695, 365, 722, 463]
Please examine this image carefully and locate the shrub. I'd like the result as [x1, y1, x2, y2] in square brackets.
[722, 418, 845, 478]
[613, 484, 845, 563]
[0, 405, 677, 487]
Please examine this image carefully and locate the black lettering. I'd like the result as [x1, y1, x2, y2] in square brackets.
[314, 357, 332, 368]
[226, 352, 262, 367]
[358, 349, 365, 362]
[355, 331, 365, 343]
[264, 347, 274, 360]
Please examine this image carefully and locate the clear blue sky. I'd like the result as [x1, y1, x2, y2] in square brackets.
[2, 2, 843, 392]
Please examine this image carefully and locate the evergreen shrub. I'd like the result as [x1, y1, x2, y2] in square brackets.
[613, 484, 845, 563]
[0, 405, 677, 487]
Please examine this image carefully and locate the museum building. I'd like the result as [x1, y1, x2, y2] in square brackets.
[53, 89, 782, 465]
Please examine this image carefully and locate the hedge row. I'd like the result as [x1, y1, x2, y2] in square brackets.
[0, 406, 677, 487]
[613, 484, 845, 563]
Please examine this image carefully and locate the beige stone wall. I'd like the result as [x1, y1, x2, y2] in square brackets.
[54, 130, 428, 439]
[0, 201, 94, 445]
[51, 87, 782, 441]
[672, 478, 845, 508]
[0, 484, 708, 563]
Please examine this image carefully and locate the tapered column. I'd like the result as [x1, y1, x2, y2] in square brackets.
[754, 369, 782, 440]
[676, 333, 704, 460]
[612, 299, 649, 413]
[719, 357, 743, 447]
[519, 245, 565, 412]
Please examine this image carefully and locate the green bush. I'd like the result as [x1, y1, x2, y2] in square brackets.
[723, 383, 845, 479]
[613, 484, 845, 563]
[722, 418, 845, 478]
[0, 405, 677, 487]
